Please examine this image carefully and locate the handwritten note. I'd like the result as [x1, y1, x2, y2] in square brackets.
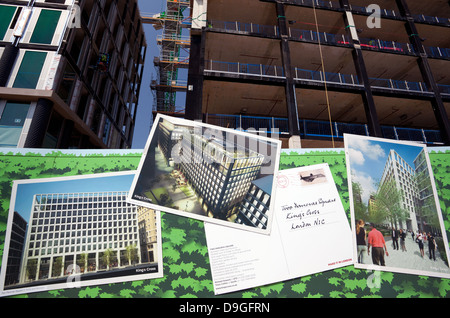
[205, 163, 354, 295]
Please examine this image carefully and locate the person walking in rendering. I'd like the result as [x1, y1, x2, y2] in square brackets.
[356, 219, 367, 263]
[427, 232, 437, 261]
[391, 228, 399, 250]
[399, 229, 407, 252]
[367, 224, 389, 266]
[415, 231, 425, 258]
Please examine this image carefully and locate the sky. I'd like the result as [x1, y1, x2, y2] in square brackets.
[346, 135, 425, 204]
[13, 173, 135, 223]
[132, 0, 187, 149]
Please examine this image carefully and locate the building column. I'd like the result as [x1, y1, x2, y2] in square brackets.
[0, 43, 19, 87]
[339, 0, 382, 138]
[275, 2, 301, 137]
[24, 98, 54, 148]
[69, 79, 84, 113]
[395, 0, 450, 145]
[48, 257, 54, 279]
[58, 119, 74, 149]
[185, 29, 206, 121]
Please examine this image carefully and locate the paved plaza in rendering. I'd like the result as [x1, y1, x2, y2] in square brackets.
[359, 233, 450, 274]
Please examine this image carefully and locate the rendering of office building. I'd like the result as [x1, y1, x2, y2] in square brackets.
[235, 175, 273, 229]
[176, 124, 266, 220]
[413, 149, 441, 234]
[0, 0, 146, 149]
[378, 149, 419, 231]
[183, 0, 450, 148]
[18, 191, 145, 284]
[4, 212, 27, 286]
[158, 118, 184, 165]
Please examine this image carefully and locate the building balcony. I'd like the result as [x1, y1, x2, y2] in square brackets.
[204, 59, 450, 98]
[272, 0, 450, 26]
[207, 20, 449, 61]
[204, 113, 443, 145]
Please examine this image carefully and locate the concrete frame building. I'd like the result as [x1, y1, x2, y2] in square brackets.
[0, 0, 146, 149]
[184, 0, 450, 148]
[19, 191, 142, 284]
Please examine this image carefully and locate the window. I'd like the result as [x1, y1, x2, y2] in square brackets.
[0, 5, 16, 40]
[13, 51, 47, 88]
[0, 102, 30, 147]
[30, 9, 62, 44]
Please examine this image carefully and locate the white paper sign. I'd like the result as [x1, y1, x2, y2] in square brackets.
[205, 163, 353, 295]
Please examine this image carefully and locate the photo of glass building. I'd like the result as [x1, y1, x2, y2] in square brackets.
[378, 149, 420, 231]
[16, 191, 155, 285]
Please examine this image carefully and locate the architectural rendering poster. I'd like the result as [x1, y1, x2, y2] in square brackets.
[344, 134, 450, 279]
[204, 163, 353, 295]
[0, 171, 163, 297]
[128, 114, 281, 235]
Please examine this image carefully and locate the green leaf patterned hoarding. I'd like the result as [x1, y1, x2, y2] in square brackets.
[0, 148, 449, 298]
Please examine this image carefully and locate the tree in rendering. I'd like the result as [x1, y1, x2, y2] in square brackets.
[101, 249, 114, 270]
[351, 181, 369, 221]
[52, 256, 63, 277]
[371, 180, 409, 228]
[125, 244, 139, 266]
[26, 259, 38, 282]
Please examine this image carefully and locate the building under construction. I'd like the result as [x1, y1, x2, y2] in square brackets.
[179, 0, 450, 148]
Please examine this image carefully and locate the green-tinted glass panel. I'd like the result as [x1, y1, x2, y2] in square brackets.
[13, 51, 47, 89]
[0, 5, 16, 40]
[0, 102, 30, 147]
[30, 9, 61, 44]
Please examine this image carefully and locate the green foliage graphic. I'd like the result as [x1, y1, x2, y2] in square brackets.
[0, 149, 449, 298]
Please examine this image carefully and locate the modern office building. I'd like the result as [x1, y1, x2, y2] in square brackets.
[178, 124, 266, 219]
[378, 149, 419, 231]
[157, 117, 184, 165]
[413, 149, 441, 234]
[184, 0, 450, 148]
[4, 212, 27, 286]
[18, 191, 143, 284]
[0, 0, 146, 149]
[154, 118, 268, 220]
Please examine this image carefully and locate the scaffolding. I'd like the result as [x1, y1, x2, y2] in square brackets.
[142, 0, 191, 115]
